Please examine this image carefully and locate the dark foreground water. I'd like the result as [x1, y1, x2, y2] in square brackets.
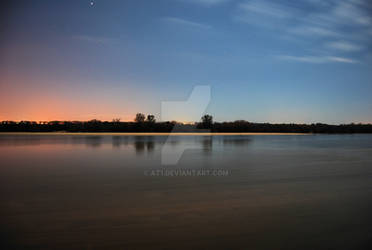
[1, 133, 372, 250]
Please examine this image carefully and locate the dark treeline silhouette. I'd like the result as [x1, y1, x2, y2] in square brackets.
[1, 113, 372, 133]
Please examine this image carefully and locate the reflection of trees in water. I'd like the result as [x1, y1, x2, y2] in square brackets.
[0, 135, 252, 152]
[84, 136, 102, 148]
[147, 140, 154, 152]
[112, 135, 252, 155]
[111, 136, 157, 153]
[0, 136, 43, 146]
[112, 136, 122, 148]
[112, 136, 130, 148]
[134, 140, 145, 154]
[134, 136, 155, 154]
[192, 136, 251, 155]
[0, 135, 100, 146]
[201, 136, 212, 154]
[222, 136, 251, 146]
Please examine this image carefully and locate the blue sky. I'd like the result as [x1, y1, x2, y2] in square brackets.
[0, 0, 372, 123]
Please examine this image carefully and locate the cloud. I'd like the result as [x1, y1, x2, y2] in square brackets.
[163, 17, 211, 29]
[235, 0, 372, 37]
[289, 26, 340, 37]
[235, 0, 300, 29]
[179, 0, 230, 6]
[326, 56, 359, 63]
[73, 35, 118, 45]
[332, 1, 372, 26]
[326, 41, 363, 51]
[304, 0, 333, 7]
[236, 0, 371, 63]
[278, 55, 359, 64]
[238, 1, 294, 19]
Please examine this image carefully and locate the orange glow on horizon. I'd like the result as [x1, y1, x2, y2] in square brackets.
[0, 76, 153, 122]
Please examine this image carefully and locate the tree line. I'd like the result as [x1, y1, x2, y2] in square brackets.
[1, 113, 372, 133]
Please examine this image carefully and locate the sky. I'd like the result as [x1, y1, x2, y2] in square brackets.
[0, 0, 372, 124]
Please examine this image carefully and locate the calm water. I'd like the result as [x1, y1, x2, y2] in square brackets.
[1, 133, 372, 249]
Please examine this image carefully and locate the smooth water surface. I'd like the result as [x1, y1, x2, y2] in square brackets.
[1, 133, 372, 249]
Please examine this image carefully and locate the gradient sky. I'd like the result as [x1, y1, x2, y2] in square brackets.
[1, 0, 372, 123]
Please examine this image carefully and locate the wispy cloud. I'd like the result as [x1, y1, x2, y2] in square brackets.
[278, 55, 359, 64]
[180, 0, 230, 6]
[288, 26, 340, 37]
[326, 56, 359, 63]
[236, 0, 371, 62]
[163, 17, 211, 29]
[73, 35, 118, 45]
[332, 1, 372, 26]
[236, 0, 372, 33]
[326, 41, 363, 51]
[238, 1, 294, 19]
[234, 0, 301, 30]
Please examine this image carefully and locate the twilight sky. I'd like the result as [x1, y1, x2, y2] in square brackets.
[1, 0, 372, 123]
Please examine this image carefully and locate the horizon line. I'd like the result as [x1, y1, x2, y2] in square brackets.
[1, 120, 372, 126]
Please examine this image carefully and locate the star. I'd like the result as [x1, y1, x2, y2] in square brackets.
[90, 1, 94, 6]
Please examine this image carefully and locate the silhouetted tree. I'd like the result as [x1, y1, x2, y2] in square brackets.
[2, 115, 372, 133]
[146, 115, 156, 123]
[134, 113, 145, 123]
[200, 114, 213, 129]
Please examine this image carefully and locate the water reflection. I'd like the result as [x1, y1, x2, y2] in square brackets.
[83, 136, 102, 148]
[2, 135, 372, 250]
[112, 136, 129, 148]
[222, 136, 252, 146]
[0, 134, 253, 154]
[132, 136, 155, 155]
[134, 140, 145, 154]
[202, 137, 213, 154]
[146, 138, 154, 153]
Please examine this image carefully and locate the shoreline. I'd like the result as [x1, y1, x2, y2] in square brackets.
[0, 132, 311, 136]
